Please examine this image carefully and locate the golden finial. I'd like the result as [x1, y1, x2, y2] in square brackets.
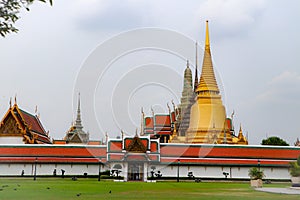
[238, 124, 243, 138]
[205, 20, 210, 50]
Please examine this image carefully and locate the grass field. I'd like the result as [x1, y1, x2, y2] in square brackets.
[0, 178, 298, 200]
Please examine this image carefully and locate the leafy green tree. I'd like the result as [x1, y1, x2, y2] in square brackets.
[261, 136, 289, 146]
[0, 0, 52, 37]
[290, 155, 300, 177]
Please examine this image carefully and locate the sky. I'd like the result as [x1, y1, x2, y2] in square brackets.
[0, 0, 300, 145]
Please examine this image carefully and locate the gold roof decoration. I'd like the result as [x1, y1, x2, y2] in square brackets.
[196, 20, 220, 94]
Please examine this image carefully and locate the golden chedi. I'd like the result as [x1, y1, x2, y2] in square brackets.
[186, 21, 233, 144]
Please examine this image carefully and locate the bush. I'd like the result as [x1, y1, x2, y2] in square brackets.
[290, 155, 300, 177]
[248, 167, 264, 180]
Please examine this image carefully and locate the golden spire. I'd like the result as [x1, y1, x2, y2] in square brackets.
[205, 20, 210, 51]
[197, 20, 219, 94]
[238, 124, 243, 139]
[194, 42, 199, 92]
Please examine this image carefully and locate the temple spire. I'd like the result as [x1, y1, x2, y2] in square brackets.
[205, 20, 210, 51]
[75, 93, 83, 129]
[194, 42, 199, 92]
[238, 124, 243, 139]
[197, 20, 219, 94]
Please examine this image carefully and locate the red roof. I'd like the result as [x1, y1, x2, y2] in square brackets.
[160, 144, 300, 160]
[226, 118, 232, 130]
[109, 141, 122, 151]
[155, 115, 171, 125]
[53, 140, 67, 144]
[0, 144, 299, 167]
[88, 141, 102, 145]
[145, 117, 154, 128]
[20, 109, 46, 135]
[0, 104, 51, 144]
[150, 142, 158, 152]
[0, 157, 103, 164]
[0, 145, 106, 158]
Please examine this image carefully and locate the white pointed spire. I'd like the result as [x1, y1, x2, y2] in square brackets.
[75, 93, 83, 129]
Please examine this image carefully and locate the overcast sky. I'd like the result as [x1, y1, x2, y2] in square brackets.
[0, 0, 299, 145]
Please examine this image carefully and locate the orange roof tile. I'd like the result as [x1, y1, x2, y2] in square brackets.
[155, 115, 171, 125]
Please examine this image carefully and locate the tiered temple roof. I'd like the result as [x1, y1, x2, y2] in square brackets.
[143, 107, 177, 143]
[0, 100, 51, 144]
[63, 94, 89, 144]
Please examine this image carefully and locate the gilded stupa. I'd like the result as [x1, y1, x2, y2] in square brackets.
[186, 21, 234, 144]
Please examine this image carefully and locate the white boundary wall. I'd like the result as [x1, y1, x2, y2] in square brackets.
[0, 162, 290, 180]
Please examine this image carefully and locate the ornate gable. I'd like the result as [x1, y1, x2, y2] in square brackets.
[0, 113, 24, 136]
[68, 133, 83, 143]
[126, 136, 147, 153]
[0, 102, 51, 144]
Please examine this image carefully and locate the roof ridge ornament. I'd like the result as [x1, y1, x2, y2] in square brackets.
[14, 94, 17, 105]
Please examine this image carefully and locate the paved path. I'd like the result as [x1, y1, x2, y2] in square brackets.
[255, 187, 300, 195]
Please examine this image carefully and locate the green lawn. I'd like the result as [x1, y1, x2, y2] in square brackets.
[0, 178, 298, 200]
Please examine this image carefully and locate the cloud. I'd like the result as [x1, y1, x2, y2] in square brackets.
[268, 71, 300, 85]
[68, 0, 268, 44]
[71, 0, 153, 31]
[256, 71, 300, 103]
[195, 0, 266, 38]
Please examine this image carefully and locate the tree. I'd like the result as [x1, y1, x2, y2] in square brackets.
[261, 136, 289, 146]
[290, 155, 300, 177]
[0, 0, 52, 37]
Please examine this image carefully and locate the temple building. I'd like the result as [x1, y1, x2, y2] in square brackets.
[0, 21, 298, 181]
[186, 21, 234, 144]
[57, 93, 89, 144]
[142, 107, 177, 143]
[0, 99, 51, 144]
[142, 21, 248, 145]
